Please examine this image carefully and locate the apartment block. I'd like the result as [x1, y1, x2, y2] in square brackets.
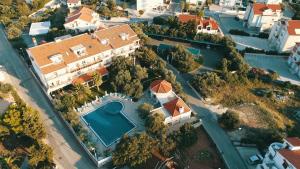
[268, 19, 300, 52]
[288, 43, 300, 78]
[27, 24, 140, 94]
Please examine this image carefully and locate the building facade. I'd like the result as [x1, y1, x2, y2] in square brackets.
[256, 0, 282, 4]
[243, 3, 282, 32]
[64, 7, 104, 32]
[136, 0, 164, 11]
[256, 137, 300, 169]
[219, 0, 243, 8]
[268, 19, 300, 52]
[150, 80, 192, 125]
[67, 0, 81, 8]
[27, 24, 140, 94]
[178, 14, 221, 34]
[288, 43, 300, 78]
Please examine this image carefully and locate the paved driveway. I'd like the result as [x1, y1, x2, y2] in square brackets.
[0, 25, 97, 169]
[245, 53, 300, 85]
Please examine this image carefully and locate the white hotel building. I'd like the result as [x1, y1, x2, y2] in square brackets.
[288, 43, 300, 78]
[256, 137, 300, 169]
[27, 24, 140, 94]
[268, 19, 300, 52]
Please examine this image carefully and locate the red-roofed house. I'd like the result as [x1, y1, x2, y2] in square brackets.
[67, 0, 81, 8]
[178, 14, 221, 35]
[150, 80, 192, 125]
[288, 43, 300, 78]
[269, 19, 300, 52]
[64, 7, 104, 32]
[243, 2, 282, 32]
[256, 137, 300, 169]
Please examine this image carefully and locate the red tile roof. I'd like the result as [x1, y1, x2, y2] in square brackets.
[163, 98, 191, 117]
[67, 0, 80, 3]
[253, 3, 281, 15]
[66, 7, 94, 23]
[285, 137, 300, 147]
[287, 20, 300, 36]
[178, 14, 219, 30]
[278, 149, 300, 168]
[150, 80, 172, 93]
[72, 67, 108, 84]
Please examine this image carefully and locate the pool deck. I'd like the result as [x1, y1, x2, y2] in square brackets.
[77, 94, 145, 157]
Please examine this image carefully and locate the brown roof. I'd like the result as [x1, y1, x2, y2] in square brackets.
[150, 80, 172, 93]
[72, 67, 108, 84]
[27, 24, 139, 74]
[178, 14, 219, 30]
[67, 0, 80, 3]
[163, 98, 190, 117]
[66, 7, 94, 23]
[285, 137, 300, 147]
[278, 149, 300, 168]
[253, 3, 281, 15]
[287, 20, 300, 36]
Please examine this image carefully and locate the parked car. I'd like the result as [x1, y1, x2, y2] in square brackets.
[247, 154, 263, 165]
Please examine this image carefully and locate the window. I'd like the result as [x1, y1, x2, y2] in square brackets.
[282, 160, 289, 169]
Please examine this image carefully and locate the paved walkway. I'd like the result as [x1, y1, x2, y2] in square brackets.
[165, 62, 247, 169]
[0, 25, 97, 169]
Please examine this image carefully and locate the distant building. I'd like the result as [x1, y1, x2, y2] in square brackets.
[64, 7, 104, 32]
[150, 80, 192, 125]
[26, 24, 140, 94]
[219, 0, 243, 8]
[256, 0, 282, 4]
[185, 0, 205, 6]
[288, 43, 300, 78]
[29, 21, 51, 36]
[243, 2, 282, 32]
[178, 14, 221, 34]
[67, 0, 81, 8]
[256, 137, 300, 169]
[136, 0, 164, 11]
[268, 19, 300, 52]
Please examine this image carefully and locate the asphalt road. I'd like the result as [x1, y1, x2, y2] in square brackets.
[166, 64, 247, 169]
[0, 26, 97, 169]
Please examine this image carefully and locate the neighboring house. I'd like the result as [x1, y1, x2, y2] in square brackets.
[178, 14, 221, 34]
[243, 3, 282, 32]
[67, 0, 81, 8]
[26, 24, 140, 94]
[256, 137, 300, 169]
[256, 0, 282, 4]
[29, 21, 51, 36]
[136, 0, 164, 11]
[64, 7, 104, 32]
[268, 19, 300, 52]
[288, 43, 300, 78]
[219, 0, 244, 8]
[150, 80, 192, 125]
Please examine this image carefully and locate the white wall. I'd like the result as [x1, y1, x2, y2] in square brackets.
[136, 0, 164, 11]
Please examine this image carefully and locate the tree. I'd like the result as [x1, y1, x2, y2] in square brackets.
[138, 10, 144, 16]
[92, 72, 103, 91]
[121, 2, 128, 10]
[22, 107, 46, 140]
[145, 113, 167, 138]
[185, 2, 190, 11]
[61, 94, 76, 110]
[159, 134, 176, 156]
[107, 0, 116, 10]
[0, 0, 12, 6]
[137, 47, 158, 67]
[173, 123, 197, 149]
[218, 110, 240, 130]
[17, 3, 31, 16]
[206, 0, 213, 5]
[180, 0, 185, 12]
[6, 24, 22, 40]
[28, 142, 54, 168]
[3, 105, 23, 134]
[197, 10, 204, 18]
[138, 103, 153, 119]
[112, 133, 155, 167]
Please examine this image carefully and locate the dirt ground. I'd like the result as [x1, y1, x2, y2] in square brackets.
[184, 127, 224, 169]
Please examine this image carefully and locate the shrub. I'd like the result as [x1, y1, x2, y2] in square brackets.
[229, 29, 250, 36]
[138, 103, 153, 119]
[218, 110, 240, 130]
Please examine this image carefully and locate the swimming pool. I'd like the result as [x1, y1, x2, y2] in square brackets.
[82, 101, 135, 147]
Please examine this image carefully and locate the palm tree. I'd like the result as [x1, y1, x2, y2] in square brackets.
[92, 72, 103, 91]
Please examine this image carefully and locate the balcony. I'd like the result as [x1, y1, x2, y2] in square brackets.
[69, 59, 103, 73]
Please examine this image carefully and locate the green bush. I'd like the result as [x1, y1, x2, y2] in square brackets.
[229, 29, 250, 36]
[218, 110, 240, 130]
[138, 103, 153, 119]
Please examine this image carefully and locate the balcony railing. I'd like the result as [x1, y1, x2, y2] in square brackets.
[70, 59, 103, 73]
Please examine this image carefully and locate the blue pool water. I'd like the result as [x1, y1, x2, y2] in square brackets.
[82, 101, 135, 147]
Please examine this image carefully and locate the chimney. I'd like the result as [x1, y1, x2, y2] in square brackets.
[179, 106, 184, 114]
[32, 37, 38, 46]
